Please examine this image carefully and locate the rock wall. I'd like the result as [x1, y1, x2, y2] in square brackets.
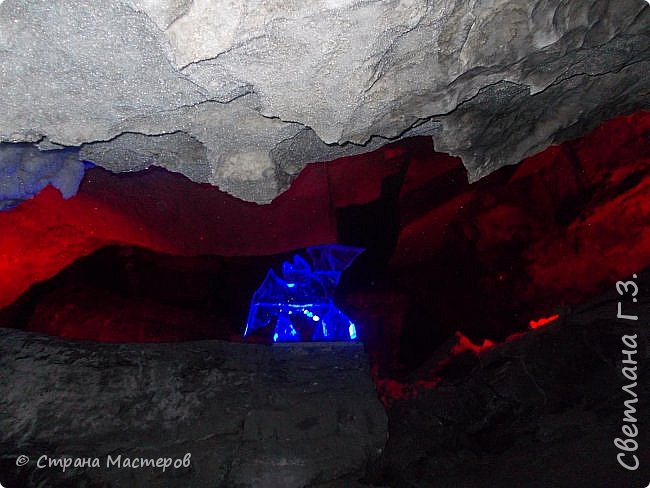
[0, 144, 85, 210]
[380, 267, 650, 487]
[0, 0, 648, 202]
[0, 334, 387, 487]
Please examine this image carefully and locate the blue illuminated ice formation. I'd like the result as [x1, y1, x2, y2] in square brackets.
[244, 245, 364, 342]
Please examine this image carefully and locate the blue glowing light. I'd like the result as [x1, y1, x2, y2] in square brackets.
[349, 323, 357, 340]
[244, 244, 364, 342]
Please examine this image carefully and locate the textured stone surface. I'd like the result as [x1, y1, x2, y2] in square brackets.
[379, 267, 650, 487]
[0, 144, 85, 210]
[0, 0, 648, 202]
[0, 336, 386, 487]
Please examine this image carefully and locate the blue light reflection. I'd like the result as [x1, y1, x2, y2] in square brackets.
[244, 245, 364, 342]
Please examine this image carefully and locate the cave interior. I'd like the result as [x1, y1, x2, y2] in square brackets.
[1, 1, 650, 487]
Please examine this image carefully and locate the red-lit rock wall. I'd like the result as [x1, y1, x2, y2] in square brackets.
[0, 112, 648, 361]
[0, 144, 406, 309]
[390, 112, 650, 351]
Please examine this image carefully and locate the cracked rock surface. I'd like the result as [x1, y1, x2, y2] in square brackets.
[0, 338, 386, 487]
[0, 0, 649, 202]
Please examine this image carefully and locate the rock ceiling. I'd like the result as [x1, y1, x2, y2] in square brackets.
[0, 0, 648, 202]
